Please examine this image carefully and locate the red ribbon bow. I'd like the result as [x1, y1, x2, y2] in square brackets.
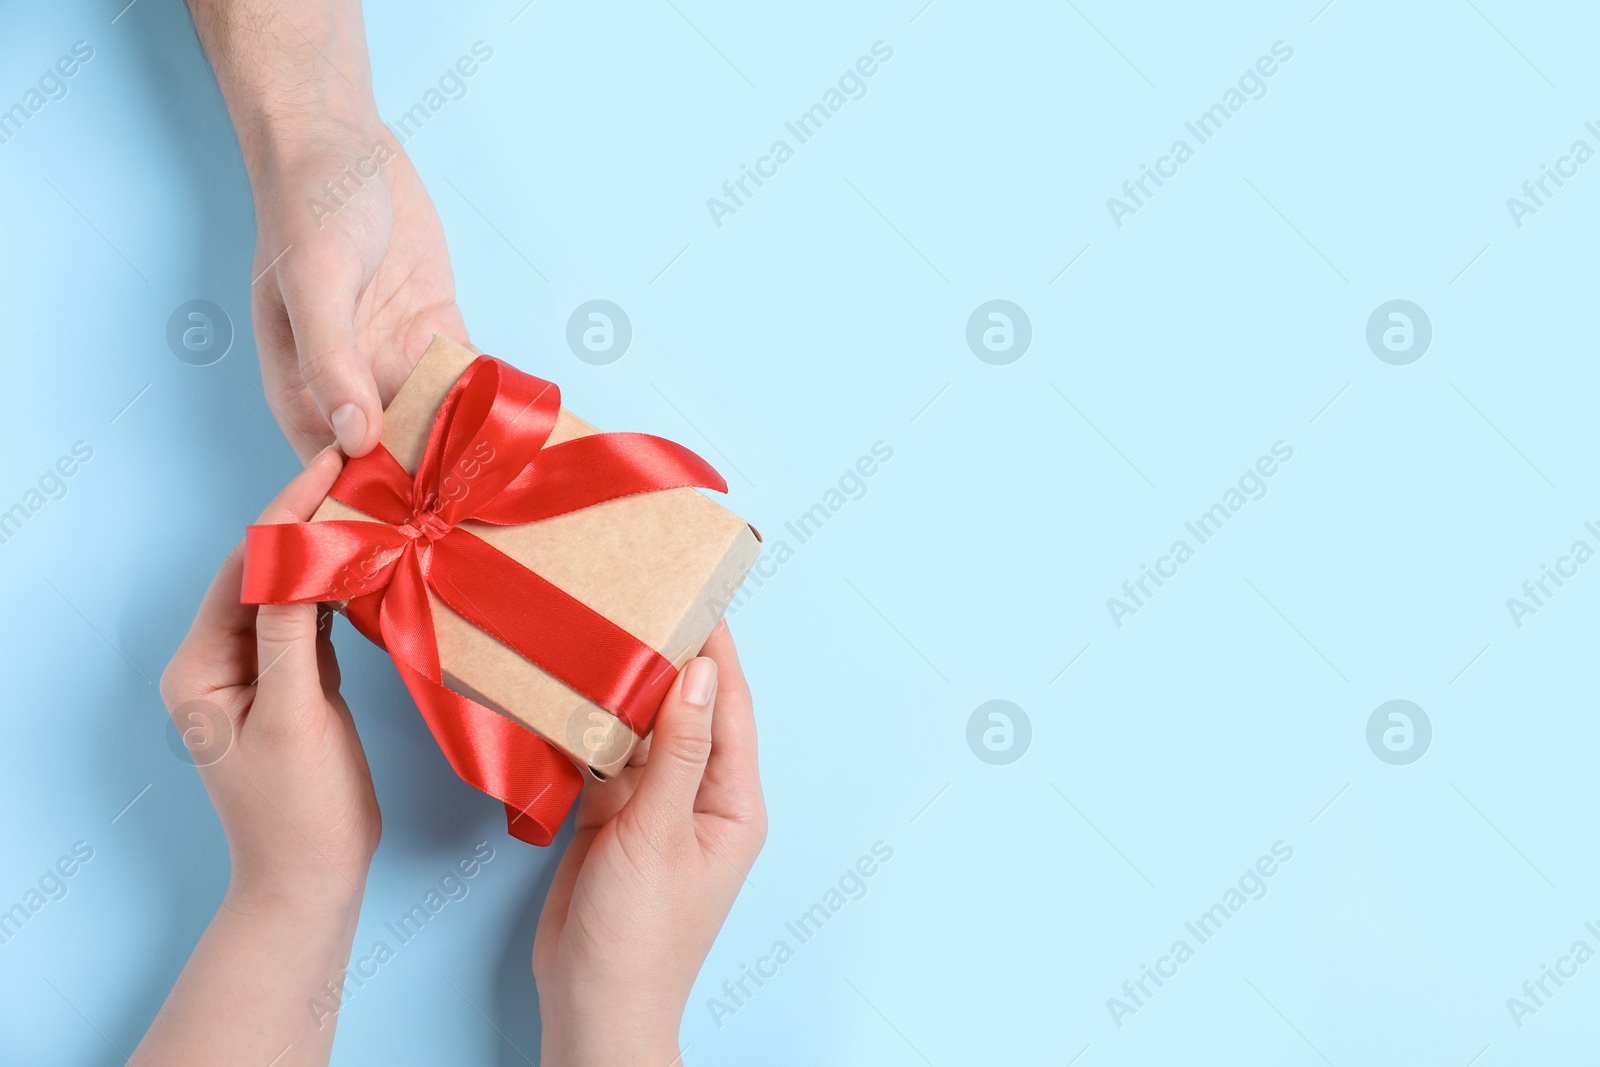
[241, 356, 727, 844]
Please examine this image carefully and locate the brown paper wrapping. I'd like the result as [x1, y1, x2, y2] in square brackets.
[311, 335, 761, 778]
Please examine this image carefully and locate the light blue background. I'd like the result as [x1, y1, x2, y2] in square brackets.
[3, 1, 1599, 1063]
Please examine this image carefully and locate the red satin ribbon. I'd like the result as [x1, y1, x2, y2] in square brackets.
[241, 356, 728, 845]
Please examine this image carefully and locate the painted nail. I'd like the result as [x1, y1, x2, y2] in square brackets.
[330, 403, 367, 454]
[681, 657, 718, 707]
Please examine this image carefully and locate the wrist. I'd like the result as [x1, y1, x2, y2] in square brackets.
[539, 1025, 682, 1067]
[538, 981, 682, 1067]
[187, 0, 380, 177]
[225, 864, 368, 925]
[240, 110, 392, 189]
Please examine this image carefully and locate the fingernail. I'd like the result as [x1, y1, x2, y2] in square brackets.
[330, 404, 367, 454]
[681, 657, 717, 707]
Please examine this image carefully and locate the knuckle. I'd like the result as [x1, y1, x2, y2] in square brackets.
[253, 605, 311, 647]
[297, 354, 353, 399]
[250, 693, 322, 745]
[728, 797, 768, 849]
[718, 675, 753, 710]
[157, 659, 189, 711]
[661, 727, 713, 766]
[631, 806, 694, 857]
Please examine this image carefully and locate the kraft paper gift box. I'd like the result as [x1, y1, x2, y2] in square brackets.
[311, 334, 761, 778]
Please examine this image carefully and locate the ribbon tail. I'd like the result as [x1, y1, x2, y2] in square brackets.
[505, 800, 563, 847]
[379, 552, 442, 682]
[375, 553, 583, 845]
[393, 659, 583, 846]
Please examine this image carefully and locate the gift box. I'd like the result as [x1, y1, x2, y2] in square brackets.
[242, 335, 760, 843]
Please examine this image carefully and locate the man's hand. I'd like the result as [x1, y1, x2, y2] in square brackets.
[189, 0, 465, 460]
[251, 126, 465, 458]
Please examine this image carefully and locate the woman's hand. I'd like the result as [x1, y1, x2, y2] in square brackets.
[136, 450, 380, 1066]
[159, 447, 380, 909]
[534, 624, 767, 1066]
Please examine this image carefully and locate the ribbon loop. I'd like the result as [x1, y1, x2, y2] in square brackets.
[242, 355, 729, 845]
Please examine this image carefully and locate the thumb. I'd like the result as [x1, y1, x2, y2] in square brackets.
[280, 267, 382, 456]
[628, 657, 719, 824]
[249, 602, 325, 734]
[246, 447, 345, 731]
